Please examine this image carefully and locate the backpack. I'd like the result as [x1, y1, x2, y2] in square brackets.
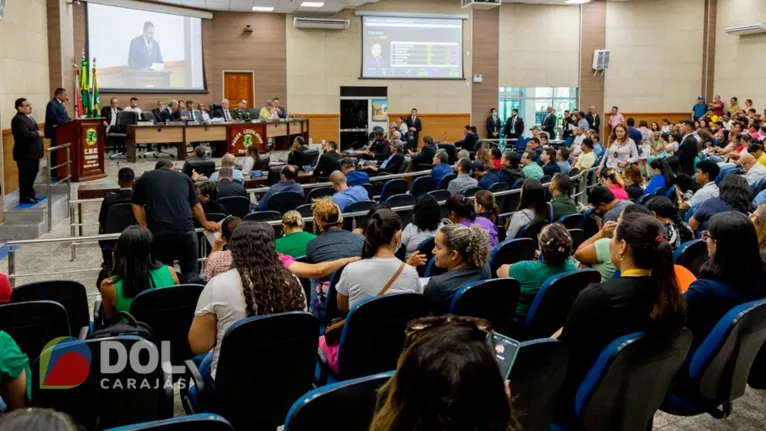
[88, 311, 155, 344]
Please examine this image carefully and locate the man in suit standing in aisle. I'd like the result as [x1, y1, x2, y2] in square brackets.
[486, 108, 502, 140]
[406, 108, 422, 151]
[541, 106, 556, 140]
[504, 109, 524, 139]
[128, 21, 164, 70]
[678, 120, 699, 176]
[11, 98, 44, 204]
[44, 87, 70, 169]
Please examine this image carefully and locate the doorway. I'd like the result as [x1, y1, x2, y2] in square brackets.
[223, 71, 254, 108]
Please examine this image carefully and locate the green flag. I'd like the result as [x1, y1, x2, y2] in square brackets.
[91, 63, 100, 118]
[80, 57, 90, 117]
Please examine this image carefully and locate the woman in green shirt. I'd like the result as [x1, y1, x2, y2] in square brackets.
[275, 210, 316, 258]
[100, 226, 179, 320]
[0, 331, 30, 410]
[496, 224, 576, 323]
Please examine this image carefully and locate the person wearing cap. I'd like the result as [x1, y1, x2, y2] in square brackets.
[693, 96, 707, 121]
[447, 158, 478, 196]
[529, 125, 540, 139]
[473, 161, 499, 190]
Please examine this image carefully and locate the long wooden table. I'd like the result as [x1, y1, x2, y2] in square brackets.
[126, 119, 310, 163]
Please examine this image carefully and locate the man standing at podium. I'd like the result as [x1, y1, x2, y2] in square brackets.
[44, 88, 70, 169]
[11, 98, 44, 204]
[128, 21, 164, 70]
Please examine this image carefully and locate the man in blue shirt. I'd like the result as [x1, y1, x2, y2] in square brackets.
[330, 171, 369, 210]
[474, 161, 499, 190]
[257, 165, 304, 210]
[209, 153, 245, 184]
[626, 118, 643, 146]
[430, 150, 453, 187]
[693, 96, 708, 120]
[340, 158, 370, 187]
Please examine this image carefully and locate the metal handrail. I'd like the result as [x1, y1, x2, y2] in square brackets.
[47, 143, 72, 233]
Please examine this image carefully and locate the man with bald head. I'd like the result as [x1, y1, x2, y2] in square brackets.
[213, 99, 233, 121]
[330, 171, 369, 211]
[209, 153, 245, 184]
[740, 151, 766, 185]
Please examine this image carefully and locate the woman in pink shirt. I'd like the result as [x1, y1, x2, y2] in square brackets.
[600, 168, 630, 201]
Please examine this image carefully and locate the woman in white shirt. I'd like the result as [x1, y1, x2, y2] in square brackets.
[188, 223, 307, 380]
[196, 103, 211, 122]
[400, 195, 442, 258]
[240, 146, 262, 176]
[599, 124, 639, 174]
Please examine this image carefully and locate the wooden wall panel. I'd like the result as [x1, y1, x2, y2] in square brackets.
[389, 113, 470, 148]
[604, 113, 692, 137]
[702, 0, 717, 100]
[296, 114, 340, 145]
[471, 8, 499, 138]
[579, 1, 607, 138]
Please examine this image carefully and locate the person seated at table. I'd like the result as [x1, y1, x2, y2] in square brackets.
[100, 225, 179, 320]
[330, 170, 369, 211]
[422, 224, 491, 314]
[447, 158, 478, 196]
[497, 150, 524, 186]
[195, 103, 211, 122]
[541, 147, 561, 177]
[208, 154, 245, 184]
[409, 135, 438, 167]
[446, 194, 497, 248]
[182, 146, 210, 179]
[0, 331, 31, 410]
[216, 167, 247, 199]
[549, 173, 577, 220]
[474, 162, 500, 191]
[366, 141, 405, 175]
[256, 165, 304, 211]
[521, 150, 544, 180]
[240, 146, 267, 176]
[287, 136, 309, 168]
[339, 157, 370, 187]
[600, 168, 629, 200]
[98, 167, 135, 265]
[195, 181, 229, 215]
[491, 147, 503, 170]
[314, 141, 341, 179]
[400, 195, 442, 259]
[454, 125, 479, 152]
[368, 130, 391, 163]
[275, 210, 317, 258]
[506, 179, 547, 239]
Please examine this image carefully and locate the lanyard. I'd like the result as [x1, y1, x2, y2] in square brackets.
[621, 269, 651, 277]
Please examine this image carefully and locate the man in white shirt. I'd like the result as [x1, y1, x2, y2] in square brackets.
[213, 99, 233, 121]
[571, 127, 586, 157]
[123, 97, 142, 115]
[741, 153, 766, 185]
[680, 159, 720, 211]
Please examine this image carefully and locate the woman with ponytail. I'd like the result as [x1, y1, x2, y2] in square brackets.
[645, 196, 694, 249]
[335, 209, 421, 312]
[553, 212, 686, 423]
[474, 190, 500, 226]
[496, 224, 576, 323]
[446, 194, 498, 247]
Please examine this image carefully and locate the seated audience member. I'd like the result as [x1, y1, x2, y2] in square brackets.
[554, 212, 686, 423]
[287, 136, 308, 168]
[622, 164, 645, 200]
[454, 125, 479, 151]
[677, 159, 717, 213]
[557, 148, 572, 174]
[352, 203, 391, 235]
[457, 148, 471, 160]
[491, 147, 504, 170]
[0, 331, 30, 410]
[645, 158, 675, 195]
[369, 317, 517, 431]
[330, 170, 368, 211]
[590, 132, 606, 159]
[540, 147, 561, 177]
[0, 274, 11, 304]
[336, 209, 421, 311]
[423, 224, 491, 314]
[498, 151, 524, 186]
[240, 146, 265, 176]
[215, 167, 247, 199]
[100, 226, 179, 320]
[506, 179, 547, 239]
[685, 211, 765, 352]
[549, 173, 577, 220]
[588, 186, 633, 223]
[98, 167, 135, 264]
[209, 154, 245, 184]
[474, 162, 500, 191]
[600, 168, 629, 200]
[526, 136, 544, 160]
[182, 146, 209, 178]
[752, 204, 766, 254]
[368, 130, 392, 163]
[314, 141, 342, 179]
[447, 158, 478, 196]
[740, 152, 766, 185]
[256, 165, 304, 211]
[690, 174, 752, 231]
[401, 195, 442, 258]
[474, 190, 500, 229]
[574, 138, 597, 171]
[340, 158, 370, 187]
[446, 195, 498, 248]
[409, 135, 438, 167]
[476, 149, 493, 169]
[749, 142, 766, 166]
[645, 196, 694, 250]
[275, 210, 317, 258]
[196, 181, 229, 215]
[372, 140, 406, 175]
[497, 224, 576, 322]
[521, 150, 544, 180]
[430, 150, 453, 187]
[189, 223, 307, 381]
[205, 216, 243, 281]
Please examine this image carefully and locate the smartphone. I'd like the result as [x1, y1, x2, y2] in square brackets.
[488, 333, 521, 379]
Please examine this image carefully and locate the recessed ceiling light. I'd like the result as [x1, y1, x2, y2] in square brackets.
[252, 6, 274, 12]
[565, 0, 592, 4]
[300, 2, 325, 7]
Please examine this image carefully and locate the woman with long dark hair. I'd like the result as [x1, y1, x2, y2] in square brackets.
[401, 195, 442, 258]
[599, 124, 639, 173]
[645, 158, 675, 195]
[685, 211, 765, 351]
[446, 195, 498, 248]
[506, 179, 547, 239]
[100, 225, 179, 320]
[665, 154, 695, 196]
[554, 212, 686, 422]
[645, 196, 694, 249]
[689, 174, 753, 231]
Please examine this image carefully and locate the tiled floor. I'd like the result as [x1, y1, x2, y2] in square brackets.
[3, 156, 766, 428]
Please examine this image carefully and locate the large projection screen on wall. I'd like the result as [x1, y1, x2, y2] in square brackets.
[87, 2, 205, 92]
[361, 16, 464, 80]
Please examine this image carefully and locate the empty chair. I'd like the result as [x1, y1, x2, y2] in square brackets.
[385, 193, 416, 226]
[11, 280, 90, 337]
[661, 299, 766, 419]
[414, 237, 435, 277]
[33, 335, 174, 430]
[184, 312, 319, 431]
[397, 159, 410, 174]
[379, 179, 407, 203]
[0, 301, 70, 366]
[267, 166, 284, 186]
[462, 186, 483, 198]
[516, 219, 549, 240]
[540, 175, 551, 184]
[306, 187, 335, 204]
[426, 189, 450, 203]
[524, 270, 601, 339]
[108, 111, 139, 159]
[509, 339, 569, 431]
[503, 179, 525, 213]
[295, 204, 314, 233]
[439, 174, 457, 190]
[268, 192, 304, 214]
[448, 278, 521, 336]
[244, 210, 282, 223]
[568, 228, 586, 252]
[217, 196, 250, 218]
[580, 208, 600, 239]
[284, 372, 392, 431]
[557, 212, 584, 230]
[489, 238, 536, 277]
[673, 239, 709, 277]
[298, 149, 320, 168]
[105, 202, 138, 234]
[361, 183, 376, 200]
[409, 176, 435, 197]
[437, 143, 458, 164]
[555, 329, 692, 431]
[316, 293, 427, 384]
[343, 200, 378, 230]
[714, 164, 738, 186]
[489, 181, 509, 210]
[102, 414, 234, 431]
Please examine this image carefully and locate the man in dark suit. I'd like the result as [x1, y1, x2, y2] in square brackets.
[486, 108, 502, 139]
[405, 108, 422, 150]
[100, 97, 121, 132]
[160, 100, 184, 122]
[44, 87, 70, 167]
[504, 109, 524, 139]
[678, 120, 699, 176]
[128, 21, 164, 70]
[11, 98, 44, 204]
[409, 135, 438, 167]
[541, 106, 556, 140]
[366, 141, 405, 175]
[216, 168, 248, 199]
[273, 98, 287, 119]
[151, 100, 168, 122]
[212, 99, 234, 121]
[314, 141, 341, 178]
[585, 105, 601, 133]
[455, 125, 478, 151]
[98, 167, 135, 265]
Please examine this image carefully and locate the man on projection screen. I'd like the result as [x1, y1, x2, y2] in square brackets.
[128, 21, 164, 70]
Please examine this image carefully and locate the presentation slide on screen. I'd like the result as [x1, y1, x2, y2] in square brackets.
[87, 3, 205, 91]
[362, 16, 463, 79]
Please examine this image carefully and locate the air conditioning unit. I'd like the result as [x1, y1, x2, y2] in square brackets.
[461, 0, 500, 9]
[293, 17, 350, 30]
[725, 23, 766, 36]
[592, 49, 611, 71]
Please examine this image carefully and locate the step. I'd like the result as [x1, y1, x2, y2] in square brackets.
[5, 194, 69, 224]
[0, 220, 46, 240]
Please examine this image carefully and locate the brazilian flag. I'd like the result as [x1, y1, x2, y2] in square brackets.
[80, 57, 90, 117]
[91, 63, 100, 118]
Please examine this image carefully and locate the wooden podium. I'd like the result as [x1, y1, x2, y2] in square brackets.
[227, 123, 267, 155]
[54, 119, 107, 182]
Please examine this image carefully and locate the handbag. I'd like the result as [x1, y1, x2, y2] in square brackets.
[324, 262, 407, 345]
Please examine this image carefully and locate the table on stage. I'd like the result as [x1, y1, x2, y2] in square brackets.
[126, 118, 310, 163]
